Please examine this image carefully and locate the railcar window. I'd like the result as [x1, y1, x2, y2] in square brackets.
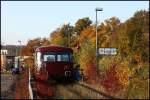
[57, 54, 69, 62]
[43, 55, 55, 62]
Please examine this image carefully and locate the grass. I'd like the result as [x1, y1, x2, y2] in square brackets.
[119, 65, 149, 99]
[125, 77, 149, 99]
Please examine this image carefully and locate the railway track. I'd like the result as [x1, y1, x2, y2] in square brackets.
[29, 69, 119, 99]
[30, 80, 119, 99]
[55, 82, 119, 99]
[75, 82, 119, 99]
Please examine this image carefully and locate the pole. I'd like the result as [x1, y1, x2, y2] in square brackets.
[18, 40, 21, 68]
[96, 10, 98, 74]
[18, 40, 21, 56]
[95, 8, 103, 75]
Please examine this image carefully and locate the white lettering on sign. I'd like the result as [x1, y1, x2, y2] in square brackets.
[99, 48, 105, 55]
[111, 48, 117, 55]
[98, 48, 117, 55]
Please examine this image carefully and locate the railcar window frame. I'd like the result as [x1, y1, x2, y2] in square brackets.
[57, 52, 69, 62]
[43, 54, 56, 62]
[41, 52, 73, 62]
[42, 52, 56, 62]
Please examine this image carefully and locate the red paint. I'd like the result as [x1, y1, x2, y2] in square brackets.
[33, 45, 73, 81]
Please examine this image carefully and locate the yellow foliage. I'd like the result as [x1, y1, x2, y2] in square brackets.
[134, 52, 141, 63]
[116, 61, 131, 88]
[91, 37, 96, 46]
[51, 32, 62, 45]
[78, 26, 95, 44]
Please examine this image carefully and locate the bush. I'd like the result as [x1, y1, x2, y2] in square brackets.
[101, 63, 123, 93]
[79, 40, 96, 80]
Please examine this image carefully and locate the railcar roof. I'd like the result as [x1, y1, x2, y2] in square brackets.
[35, 45, 73, 53]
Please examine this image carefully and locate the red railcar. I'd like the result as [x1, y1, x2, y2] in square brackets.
[33, 45, 74, 81]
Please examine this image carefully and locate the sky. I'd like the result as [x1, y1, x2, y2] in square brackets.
[1, 1, 149, 45]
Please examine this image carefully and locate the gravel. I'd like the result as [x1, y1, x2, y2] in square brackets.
[1, 73, 16, 99]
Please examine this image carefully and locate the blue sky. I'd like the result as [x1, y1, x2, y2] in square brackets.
[1, 1, 149, 45]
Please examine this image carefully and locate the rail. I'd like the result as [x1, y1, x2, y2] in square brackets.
[28, 68, 33, 99]
[77, 81, 120, 99]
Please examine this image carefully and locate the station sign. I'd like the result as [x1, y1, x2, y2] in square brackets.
[98, 48, 117, 55]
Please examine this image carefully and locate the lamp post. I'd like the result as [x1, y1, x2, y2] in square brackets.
[95, 8, 103, 74]
[17, 40, 22, 69]
[18, 40, 21, 56]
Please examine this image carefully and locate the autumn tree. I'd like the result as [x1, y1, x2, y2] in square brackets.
[74, 17, 92, 35]
[50, 24, 74, 47]
[21, 38, 50, 56]
[79, 39, 97, 81]
[48, 10, 149, 98]
[50, 29, 63, 45]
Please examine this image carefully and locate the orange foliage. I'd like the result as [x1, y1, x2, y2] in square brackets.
[79, 26, 95, 44]
[85, 64, 97, 80]
[21, 38, 50, 56]
[134, 52, 141, 63]
[116, 61, 131, 88]
[101, 63, 123, 93]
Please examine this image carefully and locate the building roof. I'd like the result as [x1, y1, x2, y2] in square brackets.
[1, 45, 25, 56]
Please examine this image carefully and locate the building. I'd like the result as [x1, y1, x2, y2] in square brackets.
[1, 50, 8, 71]
[1, 45, 25, 70]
